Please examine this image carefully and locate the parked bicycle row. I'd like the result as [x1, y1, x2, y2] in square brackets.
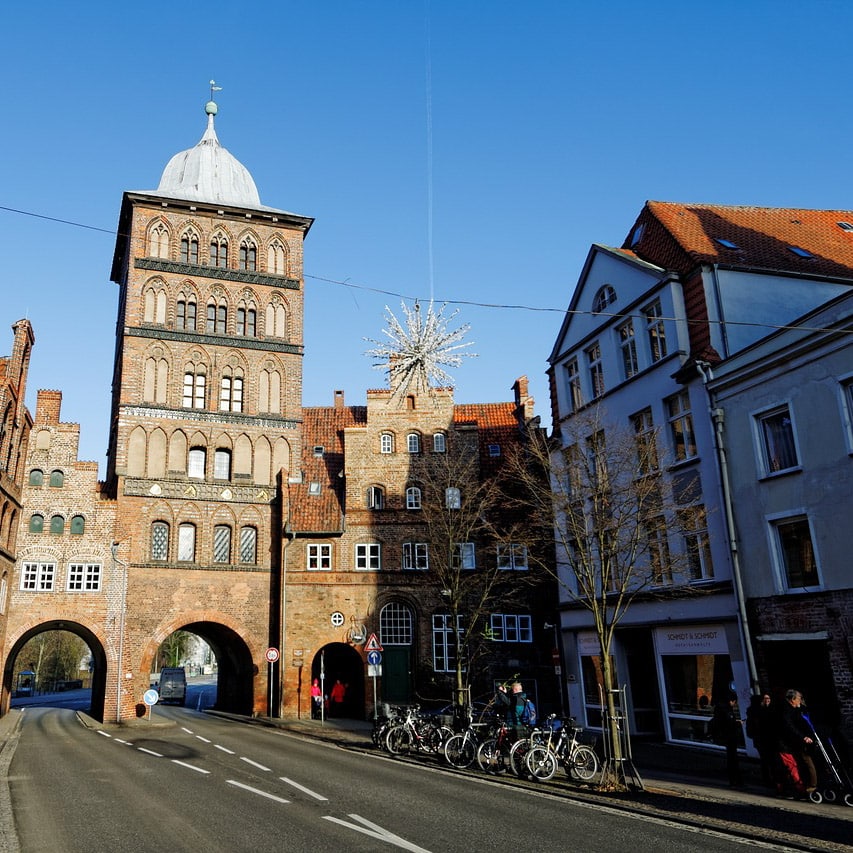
[372, 704, 600, 785]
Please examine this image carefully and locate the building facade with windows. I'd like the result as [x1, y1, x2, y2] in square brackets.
[547, 202, 853, 747]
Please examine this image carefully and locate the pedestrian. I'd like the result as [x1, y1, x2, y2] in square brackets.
[712, 690, 744, 787]
[746, 692, 775, 788]
[774, 688, 818, 798]
[311, 678, 323, 719]
[329, 679, 346, 718]
[507, 682, 528, 740]
[493, 683, 511, 719]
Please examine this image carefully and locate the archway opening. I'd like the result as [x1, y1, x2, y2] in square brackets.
[3, 622, 107, 721]
[312, 643, 365, 719]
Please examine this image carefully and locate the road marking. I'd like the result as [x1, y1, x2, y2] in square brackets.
[322, 814, 431, 853]
[181, 727, 194, 734]
[278, 777, 328, 800]
[114, 739, 131, 745]
[172, 760, 210, 774]
[97, 731, 111, 738]
[195, 735, 211, 743]
[226, 780, 290, 804]
[240, 757, 270, 771]
[215, 744, 235, 754]
[138, 748, 163, 757]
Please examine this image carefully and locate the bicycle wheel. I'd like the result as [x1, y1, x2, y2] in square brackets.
[476, 738, 508, 774]
[525, 746, 558, 781]
[444, 733, 477, 769]
[509, 739, 533, 778]
[385, 725, 413, 756]
[568, 744, 599, 781]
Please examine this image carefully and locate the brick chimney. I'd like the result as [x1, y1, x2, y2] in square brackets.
[512, 376, 535, 424]
[334, 389, 345, 408]
[36, 390, 62, 425]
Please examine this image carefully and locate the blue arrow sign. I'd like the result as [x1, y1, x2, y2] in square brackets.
[367, 651, 382, 666]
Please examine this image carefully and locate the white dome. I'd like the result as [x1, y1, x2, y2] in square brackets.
[156, 108, 261, 208]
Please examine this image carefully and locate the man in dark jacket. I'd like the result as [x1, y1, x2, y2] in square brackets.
[775, 689, 817, 796]
[713, 691, 744, 787]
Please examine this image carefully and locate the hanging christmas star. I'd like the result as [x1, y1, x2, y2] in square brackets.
[365, 301, 476, 397]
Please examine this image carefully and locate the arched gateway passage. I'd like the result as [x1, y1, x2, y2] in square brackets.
[2, 621, 108, 721]
[312, 643, 365, 719]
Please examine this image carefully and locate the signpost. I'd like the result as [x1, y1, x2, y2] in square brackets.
[364, 635, 384, 719]
[266, 647, 279, 717]
[143, 688, 159, 721]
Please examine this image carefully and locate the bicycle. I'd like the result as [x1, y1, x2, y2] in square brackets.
[444, 719, 490, 769]
[476, 720, 517, 774]
[525, 716, 599, 783]
[384, 705, 452, 757]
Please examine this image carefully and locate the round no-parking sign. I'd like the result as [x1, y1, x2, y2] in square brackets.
[265, 647, 280, 663]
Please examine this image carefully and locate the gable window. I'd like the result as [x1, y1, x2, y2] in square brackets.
[176, 298, 197, 331]
[50, 515, 65, 535]
[433, 614, 463, 673]
[28, 469, 44, 486]
[188, 447, 206, 479]
[445, 487, 461, 509]
[617, 319, 639, 379]
[70, 515, 85, 535]
[213, 524, 232, 563]
[679, 507, 713, 581]
[21, 562, 55, 591]
[180, 232, 199, 265]
[367, 486, 384, 510]
[28, 513, 44, 534]
[183, 371, 206, 409]
[451, 542, 476, 570]
[407, 433, 421, 454]
[402, 542, 429, 570]
[67, 562, 101, 592]
[497, 543, 528, 571]
[151, 521, 170, 561]
[239, 239, 257, 271]
[380, 433, 394, 454]
[210, 235, 228, 268]
[592, 285, 616, 314]
[405, 486, 422, 510]
[643, 299, 668, 362]
[49, 469, 64, 488]
[380, 602, 413, 646]
[239, 526, 258, 564]
[432, 433, 446, 453]
[774, 516, 819, 590]
[631, 407, 658, 474]
[666, 390, 696, 462]
[757, 406, 798, 474]
[585, 342, 605, 399]
[564, 358, 583, 413]
[178, 523, 196, 562]
[307, 543, 332, 571]
[490, 614, 533, 643]
[355, 543, 381, 571]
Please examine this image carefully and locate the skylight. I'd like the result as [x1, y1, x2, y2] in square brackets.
[714, 238, 739, 250]
[788, 246, 814, 259]
[837, 222, 853, 232]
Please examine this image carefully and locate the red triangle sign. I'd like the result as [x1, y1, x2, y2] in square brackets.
[364, 633, 383, 652]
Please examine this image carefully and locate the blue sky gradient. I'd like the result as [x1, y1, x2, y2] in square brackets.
[3, 1, 851, 470]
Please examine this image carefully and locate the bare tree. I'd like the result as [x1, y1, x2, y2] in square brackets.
[511, 407, 697, 787]
[157, 630, 192, 670]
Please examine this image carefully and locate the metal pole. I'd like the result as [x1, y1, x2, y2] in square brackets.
[320, 650, 325, 725]
[112, 543, 127, 724]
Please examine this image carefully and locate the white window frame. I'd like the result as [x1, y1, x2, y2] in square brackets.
[402, 542, 429, 571]
[678, 507, 713, 582]
[666, 390, 697, 462]
[768, 512, 822, 592]
[564, 357, 582, 413]
[67, 562, 102, 592]
[451, 542, 476, 570]
[380, 602, 413, 645]
[490, 614, 533, 643]
[643, 299, 668, 363]
[307, 543, 332, 571]
[355, 543, 381, 571]
[497, 543, 528, 571]
[367, 486, 384, 510]
[407, 432, 421, 454]
[380, 432, 394, 454]
[585, 342, 605, 399]
[214, 449, 231, 480]
[445, 487, 461, 509]
[178, 523, 196, 562]
[21, 562, 55, 591]
[617, 319, 639, 379]
[432, 433, 446, 453]
[754, 404, 800, 476]
[188, 447, 206, 479]
[839, 376, 853, 454]
[432, 614, 464, 673]
[405, 486, 422, 510]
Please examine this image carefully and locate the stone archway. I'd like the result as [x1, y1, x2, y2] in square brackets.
[312, 643, 365, 719]
[2, 620, 108, 722]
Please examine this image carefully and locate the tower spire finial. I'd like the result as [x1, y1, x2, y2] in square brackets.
[206, 80, 223, 117]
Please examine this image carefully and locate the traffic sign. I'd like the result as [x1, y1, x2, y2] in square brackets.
[143, 688, 159, 706]
[367, 650, 381, 666]
[266, 647, 280, 663]
[364, 633, 383, 652]
[368, 664, 383, 677]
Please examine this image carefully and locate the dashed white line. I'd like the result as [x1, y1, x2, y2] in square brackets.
[226, 780, 289, 804]
[181, 727, 194, 734]
[173, 760, 210, 774]
[138, 747, 163, 757]
[195, 735, 211, 743]
[240, 757, 271, 771]
[97, 731, 111, 738]
[114, 739, 131, 745]
[215, 744, 235, 754]
[279, 777, 328, 801]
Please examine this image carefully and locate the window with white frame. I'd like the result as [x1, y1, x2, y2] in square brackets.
[21, 562, 55, 591]
[592, 284, 617, 313]
[643, 299, 668, 362]
[219, 374, 244, 412]
[433, 614, 463, 673]
[188, 447, 206, 479]
[666, 390, 697, 462]
[178, 523, 196, 562]
[618, 319, 639, 379]
[432, 433, 446, 453]
[380, 432, 394, 454]
[405, 486, 422, 510]
[380, 602, 413, 645]
[213, 524, 232, 563]
[402, 542, 429, 570]
[843, 379, 853, 450]
[445, 487, 461, 509]
[307, 543, 332, 571]
[67, 562, 102, 592]
[564, 358, 583, 413]
[586, 430, 608, 492]
[497, 543, 528, 570]
[678, 507, 713, 580]
[451, 542, 476, 570]
[773, 516, 820, 590]
[644, 515, 671, 585]
[757, 405, 799, 473]
[367, 486, 385, 510]
[489, 614, 533, 643]
[631, 407, 659, 474]
[183, 370, 206, 409]
[407, 432, 421, 454]
[355, 543, 381, 571]
[585, 342, 605, 399]
[214, 449, 231, 480]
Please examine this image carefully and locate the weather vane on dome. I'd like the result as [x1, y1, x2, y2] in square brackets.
[209, 79, 223, 100]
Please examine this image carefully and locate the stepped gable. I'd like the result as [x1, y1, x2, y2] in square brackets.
[288, 404, 367, 532]
[626, 201, 853, 280]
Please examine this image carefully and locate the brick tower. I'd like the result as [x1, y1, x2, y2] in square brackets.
[106, 97, 312, 718]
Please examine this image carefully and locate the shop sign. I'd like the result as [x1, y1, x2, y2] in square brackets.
[655, 625, 728, 655]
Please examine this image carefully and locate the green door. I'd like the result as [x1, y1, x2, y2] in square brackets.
[382, 647, 411, 704]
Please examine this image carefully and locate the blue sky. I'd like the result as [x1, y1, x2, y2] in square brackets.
[2, 0, 852, 471]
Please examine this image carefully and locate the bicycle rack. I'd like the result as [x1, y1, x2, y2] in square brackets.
[599, 684, 644, 792]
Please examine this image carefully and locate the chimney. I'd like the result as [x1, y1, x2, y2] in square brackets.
[512, 376, 535, 424]
[36, 390, 62, 425]
[334, 389, 345, 408]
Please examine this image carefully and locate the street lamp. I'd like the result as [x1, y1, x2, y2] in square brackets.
[544, 621, 565, 717]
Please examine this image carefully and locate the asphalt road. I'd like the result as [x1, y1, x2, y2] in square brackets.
[5, 706, 793, 853]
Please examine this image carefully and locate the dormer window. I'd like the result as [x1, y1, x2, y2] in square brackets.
[313, 446, 325, 458]
[308, 482, 322, 495]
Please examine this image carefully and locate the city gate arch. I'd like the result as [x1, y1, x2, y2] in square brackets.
[312, 643, 364, 719]
[1, 620, 108, 721]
